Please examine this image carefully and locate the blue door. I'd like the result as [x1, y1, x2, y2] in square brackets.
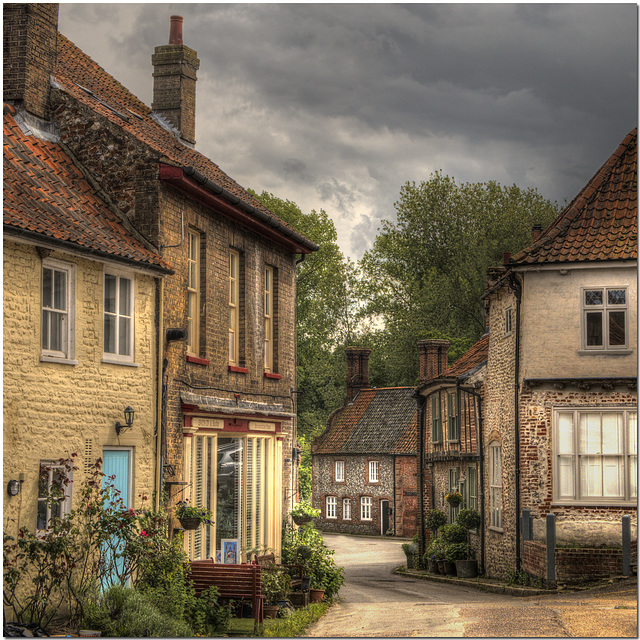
[102, 449, 131, 587]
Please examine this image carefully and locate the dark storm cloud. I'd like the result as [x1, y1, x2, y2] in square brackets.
[59, 3, 638, 259]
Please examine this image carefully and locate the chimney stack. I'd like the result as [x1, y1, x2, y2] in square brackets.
[345, 347, 372, 402]
[531, 224, 543, 242]
[3, 3, 59, 120]
[152, 15, 200, 145]
[417, 339, 449, 383]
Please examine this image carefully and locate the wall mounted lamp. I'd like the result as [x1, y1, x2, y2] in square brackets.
[7, 479, 21, 497]
[115, 406, 135, 436]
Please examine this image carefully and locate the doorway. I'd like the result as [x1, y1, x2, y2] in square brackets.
[380, 499, 391, 535]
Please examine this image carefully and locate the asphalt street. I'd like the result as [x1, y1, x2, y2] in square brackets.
[304, 532, 638, 638]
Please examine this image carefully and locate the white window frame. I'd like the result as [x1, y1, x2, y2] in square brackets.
[368, 460, 379, 483]
[489, 442, 503, 530]
[187, 230, 200, 356]
[581, 286, 628, 351]
[41, 258, 76, 363]
[326, 496, 337, 519]
[264, 266, 274, 372]
[335, 460, 345, 483]
[229, 250, 240, 365]
[103, 269, 134, 364]
[554, 408, 637, 505]
[342, 498, 351, 521]
[360, 496, 372, 521]
[37, 460, 73, 530]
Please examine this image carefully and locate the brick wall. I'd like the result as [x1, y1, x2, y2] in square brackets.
[3, 241, 158, 538]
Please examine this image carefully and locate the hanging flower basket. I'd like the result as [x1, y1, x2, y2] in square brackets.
[178, 517, 202, 530]
[292, 514, 313, 526]
[445, 490, 464, 507]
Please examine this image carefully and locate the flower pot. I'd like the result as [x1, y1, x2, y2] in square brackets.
[263, 604, 279, 619]
[455, 559, 478, 578]
[406, 553, 417, 569]
[178, 516, 201, 530]
[309, 588, 325, 603]
[292, 515, 313, 526]
[444, 560, 456, 575]
[428, 558, 439, 574]
[437, 560, 447, 575]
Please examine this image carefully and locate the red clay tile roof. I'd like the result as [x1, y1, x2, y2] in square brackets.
[313, 387, 417, 456]
[438, 333, 489, 380]
[54, 34, 316, 252]
[512, 128, 637, 265]
[3, 104, 172, 273]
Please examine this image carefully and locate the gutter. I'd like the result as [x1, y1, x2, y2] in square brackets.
[159, 164, 319, 254]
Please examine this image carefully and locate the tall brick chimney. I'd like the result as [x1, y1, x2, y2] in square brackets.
[345, 347, 372, 402]
[417, 339, 449, 383]
[152, 15, 200, 145]
[3, 3, 59, 120]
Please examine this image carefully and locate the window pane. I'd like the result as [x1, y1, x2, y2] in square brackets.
[602, 413, 623, 454]
[586, 311, 603, 346]
[118, 317, 131, 356]
[630, 456, 637, 498]
[558, 455, 575, 497]
[49, 312, 63, 352]
[608, 311, 626, 346]
[43, 268, 53, 307]
[104, 274, 117, 313]
[37, 500, 48, 529]
[602, 456, 623, 497]
[585, 290, 603, 305]
[608, 289, 625, 305]
[579, 414, 601, 454]
[104, 314, 116, 353]
[580, 457, 602, 496]
[53, 270, 67, 311]
[557, 413, 574, 454]
[42, 309, 50, 348]
[119, 278, 131, 317]
[628, 413, 637, 455]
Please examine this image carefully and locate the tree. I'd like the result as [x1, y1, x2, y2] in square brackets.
[360, 172, 560, 386]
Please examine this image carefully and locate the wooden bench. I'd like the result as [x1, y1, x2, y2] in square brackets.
[252, 553, 306, 591]
[186, 560, 263, 629]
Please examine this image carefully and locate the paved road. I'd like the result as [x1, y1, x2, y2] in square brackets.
[304, 532, 638, 638]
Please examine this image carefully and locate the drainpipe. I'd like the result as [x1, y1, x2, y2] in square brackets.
[155, 277, 164, 511]
[392, 455, 397, 536]
[416, 393, 426, 557]
[509, 272, 523, 573]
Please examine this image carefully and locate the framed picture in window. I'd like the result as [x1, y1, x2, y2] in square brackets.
[222, 539, 239, 564]
[215, 550, 222, 563]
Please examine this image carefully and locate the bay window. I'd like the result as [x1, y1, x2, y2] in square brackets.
[431, 394, 442, 444]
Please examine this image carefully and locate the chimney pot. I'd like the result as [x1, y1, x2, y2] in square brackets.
[345, 347, 372, 402]
[532, 224, 543, 242]
[417, 339, 450, 383]
[502, 251, 512, 265]
[169, 15, 183, 45]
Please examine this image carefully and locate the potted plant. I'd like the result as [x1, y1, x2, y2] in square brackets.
[444, 490, 464, 507]
[401, 541, 419, 569]
[423, 538, 444, 574]
[425, 509, 447, 538]
[289, 501, 320, 526]
[454, 508, 481, 577]
[174, 500, 213, 530]
[439, 523, 467, 575]
[261, 563, 291, 618]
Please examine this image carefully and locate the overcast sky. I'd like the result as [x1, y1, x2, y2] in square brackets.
[58, 3, 638, 260]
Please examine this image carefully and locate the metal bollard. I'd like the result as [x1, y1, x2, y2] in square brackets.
[622, 515, 631, 577]
[546, 513, 556, 583]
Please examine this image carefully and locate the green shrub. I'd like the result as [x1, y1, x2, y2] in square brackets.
[425, 509, 447, 535]
[456, 509, 481, 531]
[440, 523, 467, 544]
[423, 537, 445, 562]
[443, 542, 468, 563]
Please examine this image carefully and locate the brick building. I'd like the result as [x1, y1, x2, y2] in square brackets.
[415, 337, 487, 562]
[312, 348, 418, 537]
[3, 4, 317, 561]
[482, 128, 637, 579]
[3, 99, 172, 541]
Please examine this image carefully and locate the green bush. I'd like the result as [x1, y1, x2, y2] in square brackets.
[423, 537, 445, 562]
[443, 542, 468, 563]
[456, 509, 481, 531]
[281, 523, 344, 598]
[440, 523, 467, 544]
[425, 509, 447, 535]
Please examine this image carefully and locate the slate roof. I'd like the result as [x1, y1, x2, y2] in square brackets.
[3, 104, 172, 273]
[313, 387, 417, 456]
[53, 34, 316, 252]
[512, 128, 637, 266]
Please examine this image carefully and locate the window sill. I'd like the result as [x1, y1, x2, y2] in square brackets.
[488, 526, 504, 533]
[228, 365, 248, 374]
[40, 355, 78, 365]
[264, 372, 282, 380]
[187, 355, 210, 366]
[102, 358, 140, 367]
[578, 349, 632, 356]
[551, 500, 637, 508]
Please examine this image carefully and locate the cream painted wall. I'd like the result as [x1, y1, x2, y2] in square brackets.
[520, 265, 637, 379]
[3, 241, 159, 538]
